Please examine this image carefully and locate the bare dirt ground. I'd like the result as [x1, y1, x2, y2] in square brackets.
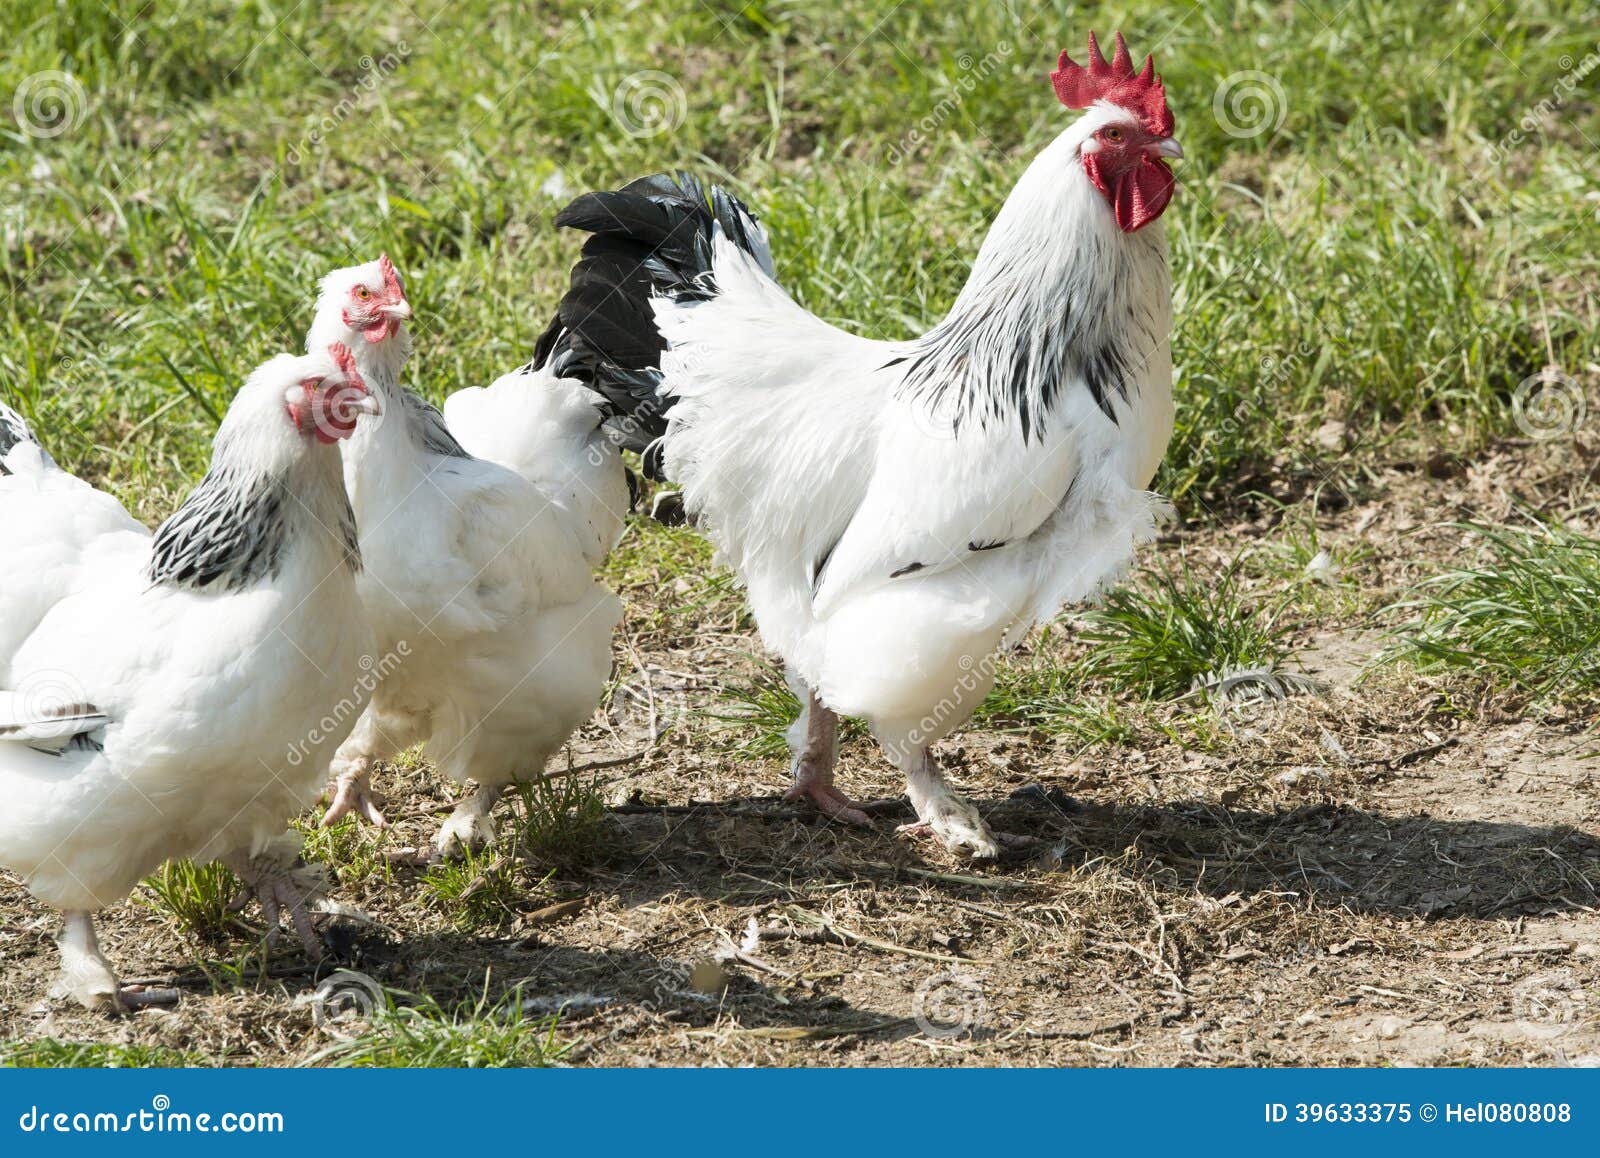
[2, 440, 1597, 1067]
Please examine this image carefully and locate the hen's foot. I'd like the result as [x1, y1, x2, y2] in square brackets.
[432, 788, 499, 860]
[52, 913, 178, 1013]
[227, 855, 327, 959]
[322, 767, 387, 828]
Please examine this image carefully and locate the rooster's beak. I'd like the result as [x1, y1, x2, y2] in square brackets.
[1148, 137, 1184, 160]
[354, 393, 382, 417]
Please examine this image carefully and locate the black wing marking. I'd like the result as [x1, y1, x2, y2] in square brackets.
[401, 389, 473, 460]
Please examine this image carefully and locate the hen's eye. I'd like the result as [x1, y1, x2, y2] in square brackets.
[355, 286, 372, 301]
[1103, 127, 1123, 143]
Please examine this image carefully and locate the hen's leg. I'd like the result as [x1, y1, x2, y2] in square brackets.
[433, 782, 502, 860]
[782, 685, 872, 826]
[223, 843, 326, 959]
[323, 707, 418, 828]
[52, 912, 178, 1013]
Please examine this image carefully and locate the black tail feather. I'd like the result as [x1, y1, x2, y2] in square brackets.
[0, 400, 42, 475]
[535, 171, 773, 478]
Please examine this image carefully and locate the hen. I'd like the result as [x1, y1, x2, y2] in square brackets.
[310, 257, 629, 858]
[543, 33, 1182, 857]
[0, 346, 379, 1009]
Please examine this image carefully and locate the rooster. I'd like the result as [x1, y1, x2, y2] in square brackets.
[310, 257, 629, 858]
[0, 347, 380, 1010]
[543, 33, 1182, 857]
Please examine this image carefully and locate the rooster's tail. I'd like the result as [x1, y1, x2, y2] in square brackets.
[536, 172, 773, 477]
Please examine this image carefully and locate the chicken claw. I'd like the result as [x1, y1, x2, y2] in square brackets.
[51, 913, 180, 1014]
[322, 764, 387, 828]
[432, 784, 499, 860]
[224, 845, 327, 959]
[785, 762, 875, 827]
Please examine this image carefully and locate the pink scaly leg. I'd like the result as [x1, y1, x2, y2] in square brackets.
[783, 688, 873, 827]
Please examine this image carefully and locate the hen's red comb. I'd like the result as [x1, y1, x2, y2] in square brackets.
[328, 341, 363, 386]
[378, 253, 406, 299]
[1051, 31, 1174, 138]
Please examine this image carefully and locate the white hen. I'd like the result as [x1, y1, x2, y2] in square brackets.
[542, 33, 1182, 857]
[0, 347, 379, 1009]
[310, 257, 629, 858]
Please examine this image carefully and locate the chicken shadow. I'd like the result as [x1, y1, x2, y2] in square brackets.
[595, 787, 1600, 921]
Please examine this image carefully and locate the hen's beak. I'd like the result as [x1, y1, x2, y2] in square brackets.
[352, 393, 382, 417]
[381, 302, 413, 322]
[1148, 137, 1184, 160]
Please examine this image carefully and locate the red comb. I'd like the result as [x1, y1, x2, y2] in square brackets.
[1051, 31, 1174, 138]
[328, 341, 362, 385]
[377, 253, 406, 299]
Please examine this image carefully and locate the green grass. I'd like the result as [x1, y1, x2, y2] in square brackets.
[1383, 520, 1600, 703]
[971, 649, 1137, 746]
[1076, 559, 1295, 701]
[296, 815, 394, 887]
[711, 660, 804, 759]
[2, 1040, 201, 1068]
[0, 0, 1591, 520]
[420, 847, 530, 932]
[314, 985, 566, 1068]
[509, 774, 617, 870]
[138, 859, 248, 943]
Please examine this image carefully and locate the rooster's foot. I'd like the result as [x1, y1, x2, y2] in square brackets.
[896, 818, 1041, 859]
[784, 770, 876, 828]
[322, 767, 387, 828]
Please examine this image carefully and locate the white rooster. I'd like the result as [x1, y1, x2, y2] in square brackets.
[543, 32, 1182, 857]
[0, 346, 380, 1009]
[309, 257, 630, 857]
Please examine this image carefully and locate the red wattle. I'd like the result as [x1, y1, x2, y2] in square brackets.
[1112, 157, 1174, 232]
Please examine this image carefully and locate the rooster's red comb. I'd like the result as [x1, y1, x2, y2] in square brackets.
[1051, 31, 1174, 138]
[377, 253, 405, 299]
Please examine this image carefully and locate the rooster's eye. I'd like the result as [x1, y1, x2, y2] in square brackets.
[355, 286, 372, 301]
[1103, 127, 1123, 143]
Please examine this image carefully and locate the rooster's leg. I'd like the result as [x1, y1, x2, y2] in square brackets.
[52, 912, 179, 1013]
[224, 848, 327, 960]
[783, 688, 873, 827]
[433, 782, 501, 860]
[893, 747, 1003, 860]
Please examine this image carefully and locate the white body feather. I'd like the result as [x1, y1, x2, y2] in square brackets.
[333, 346, 627, 798]
[0, 370, 372, 912]
[655, 108, 1173, 754]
